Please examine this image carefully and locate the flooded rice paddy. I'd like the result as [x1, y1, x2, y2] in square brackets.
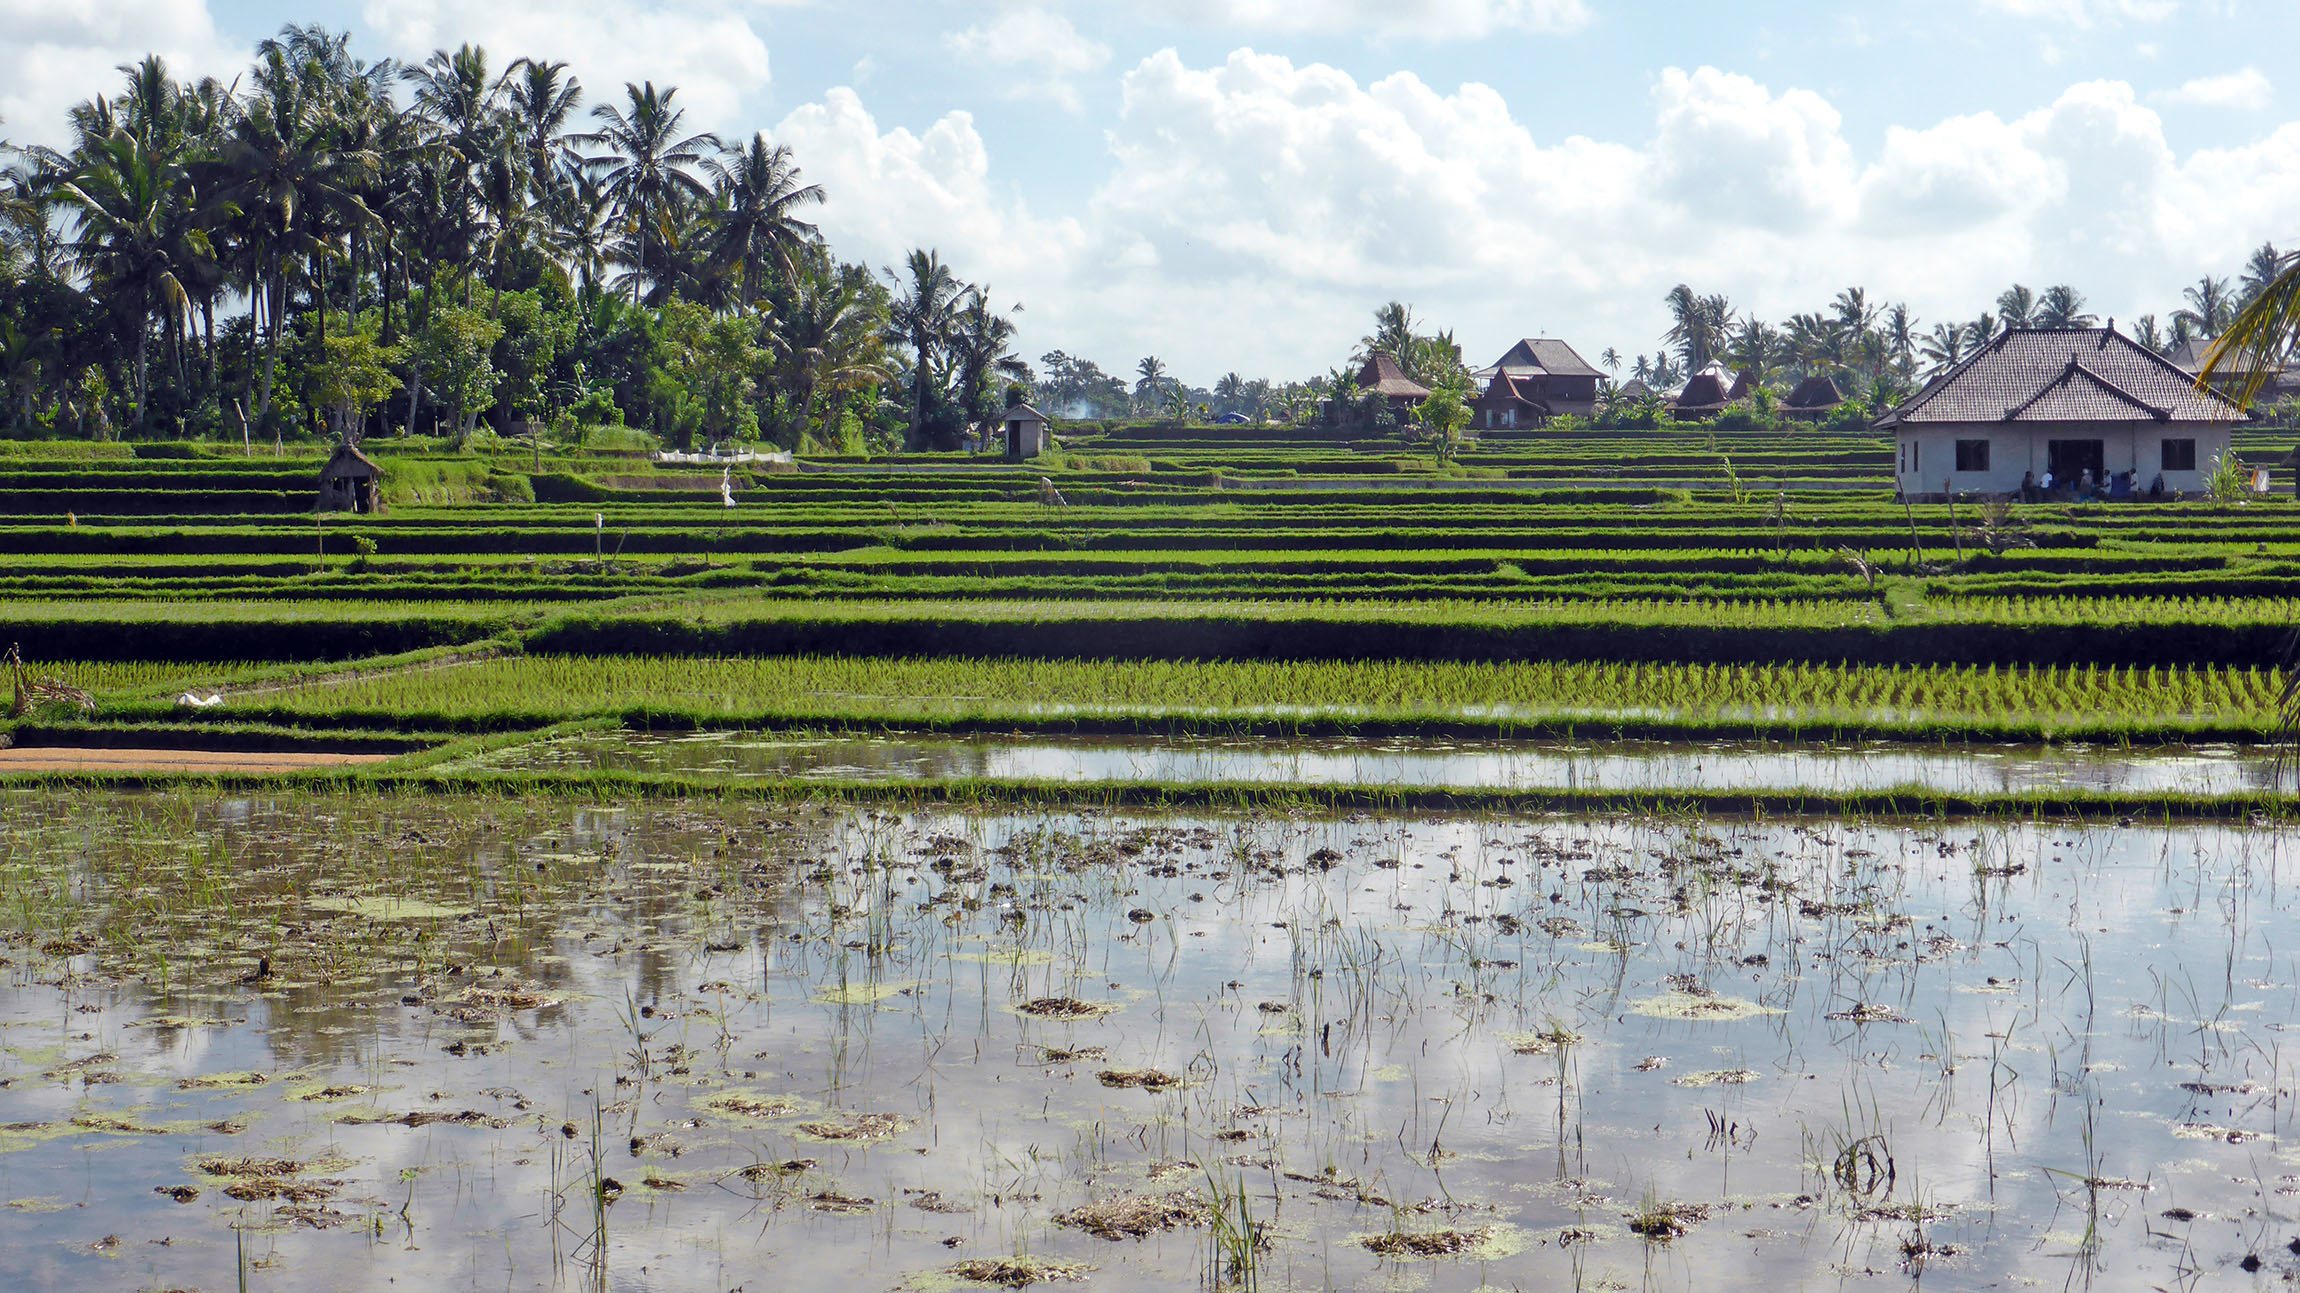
[3, 790, 2299, 1290]
[460, 728, 2281, 798]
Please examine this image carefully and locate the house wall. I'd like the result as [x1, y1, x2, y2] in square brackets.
[1891, 422, 2233, 496]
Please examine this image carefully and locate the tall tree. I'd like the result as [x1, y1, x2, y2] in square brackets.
[2034, 284, 2095, 329]
[577, 81, 719, 300]
[2179, 275, 2235, 339]
[702, 135, 823, 310]
[1995, 284, 2036, 329]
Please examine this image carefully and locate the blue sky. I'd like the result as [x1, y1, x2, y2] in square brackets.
[8, 0, 2297, 383]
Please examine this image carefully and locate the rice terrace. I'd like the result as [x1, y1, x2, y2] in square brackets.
[13, 10, 2300, 1293]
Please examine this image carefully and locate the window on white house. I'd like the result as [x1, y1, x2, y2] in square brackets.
[1954, 439, 1990, 472]
[2161, 439, 2197, 472]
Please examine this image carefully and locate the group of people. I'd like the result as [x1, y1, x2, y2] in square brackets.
[2019, 468, 2164, 503]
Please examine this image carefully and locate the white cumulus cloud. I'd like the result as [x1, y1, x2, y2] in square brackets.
[945, 8, 1111, 112]
[0, 0, 243, 148]
[359, 0, 776, 126]
[2152, 67, 2273, 110]
[1112, 0, 1592, 39]
[1977, 0, 2179, 24]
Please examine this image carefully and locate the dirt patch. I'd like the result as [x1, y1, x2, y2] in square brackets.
[736, 1159, 816, 1182]
[1055, 1192, 1213, 1240]
[803, 1188, 875, 1214]
[0, 747, 395, 774]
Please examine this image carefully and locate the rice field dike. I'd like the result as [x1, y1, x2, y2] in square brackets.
[0, 421, 2299, 814]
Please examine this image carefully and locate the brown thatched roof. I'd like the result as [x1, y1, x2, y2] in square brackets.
[1356, 352, 1431, 399]
[1878, 327, 2241, 429]
[1614, 377, 1654, 399]
[1674, 369, 1732, 414]
[1727, 369, 1755, 400]
[322, 441, 382, 478]
[1784, 374, 1844, 411]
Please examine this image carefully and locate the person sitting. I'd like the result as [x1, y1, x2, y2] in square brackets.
[2040, 469, 2055, 498]
[2109, 470, 2132, 501]
[2148, 473, 2165, 499]
[2020, 470, 2037, 502]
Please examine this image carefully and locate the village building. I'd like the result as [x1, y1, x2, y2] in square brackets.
[1878, 326, 2244, 498]
[1612, 377, 1655, 401]
[317, 441, 384, 514]
[1344, 351, 1431, 424]
[2168, 334, 2300, 406]
[1782, 373, 1845, 421]
[1672, 363, 1734, 418]
[1469, 338, 1604, 428]
[1001, 401, 1050, 459]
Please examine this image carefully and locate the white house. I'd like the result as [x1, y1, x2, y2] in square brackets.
[1878, 326, 2245, 498]
[1002, 402, 1050, 459]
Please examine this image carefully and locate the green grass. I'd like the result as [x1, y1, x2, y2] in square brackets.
[212, 654, 2285, 741]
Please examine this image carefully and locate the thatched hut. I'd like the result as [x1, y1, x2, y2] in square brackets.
[1355, 352, 1431, 420]
[318, 442, 384, 514]
[1673, 366, 1733, 418]
[1783, 374, 1846, 421]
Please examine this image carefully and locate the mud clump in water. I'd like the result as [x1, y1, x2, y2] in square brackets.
[1096, 1068, 1181, 1090]
[737, 1159, 817, 1182]
[197, 1156, 341, 1204]
[1628, 1201, 1712, 1240]
[1017, 997, 1114, 1020]
[1056, 1192, 1214, 1240]
[1362, 1227, 1490, 1257]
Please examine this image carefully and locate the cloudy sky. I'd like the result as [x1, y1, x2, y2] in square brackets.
[6, 0, 2296, 383]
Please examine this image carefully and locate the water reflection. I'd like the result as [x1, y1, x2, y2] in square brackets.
[468, 729, 2277, 796]
[0, 793, 2292, 1292]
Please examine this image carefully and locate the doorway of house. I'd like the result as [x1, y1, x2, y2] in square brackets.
[2047, 439, 2105, 483]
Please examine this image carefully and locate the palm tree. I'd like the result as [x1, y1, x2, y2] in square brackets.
[1995, 284, 2036, 329]
[216, 51, 378, 424]
[772, 262, 890, 448]
[1360, 301, 1417, 364]
[1134, 355, 1168, 409]
[1917, 322, 1966, 376]
[2034, 284, 2095, 329]
[577, 81, 720, 299]
[2239, 242, 2283, 310]
[889, 248, 961, 444]
[1663, 284, 1731, 371]
[2129, 314, 2164, 353]
[54, 130, 202, 428]
[2179, 275, 2235, 339]
[947, 288, 1026, 429]
[702, 135, 823, 310]
[2202, 246, 2300, 408]
[1882, 303, 1917, 375]
[502, 57, 582, 202]
[1598, 346, 1621, 373]
[1724, 316, 1779, 384]
[1214, 371, 1244, 414]
[1964, 312, 1999, 350]
[1831, 286, 1876, 338]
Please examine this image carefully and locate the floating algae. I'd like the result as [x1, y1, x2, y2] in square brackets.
[811, 980, 919, 1006]
[1628, 992, 1781, 1022]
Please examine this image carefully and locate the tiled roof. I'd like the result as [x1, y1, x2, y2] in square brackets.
[1356, 352, 1431, 399]
[1878, 327, 2241, 428]
[1490, 338, 1603, 379]
[1003, 402, 1049, 422]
